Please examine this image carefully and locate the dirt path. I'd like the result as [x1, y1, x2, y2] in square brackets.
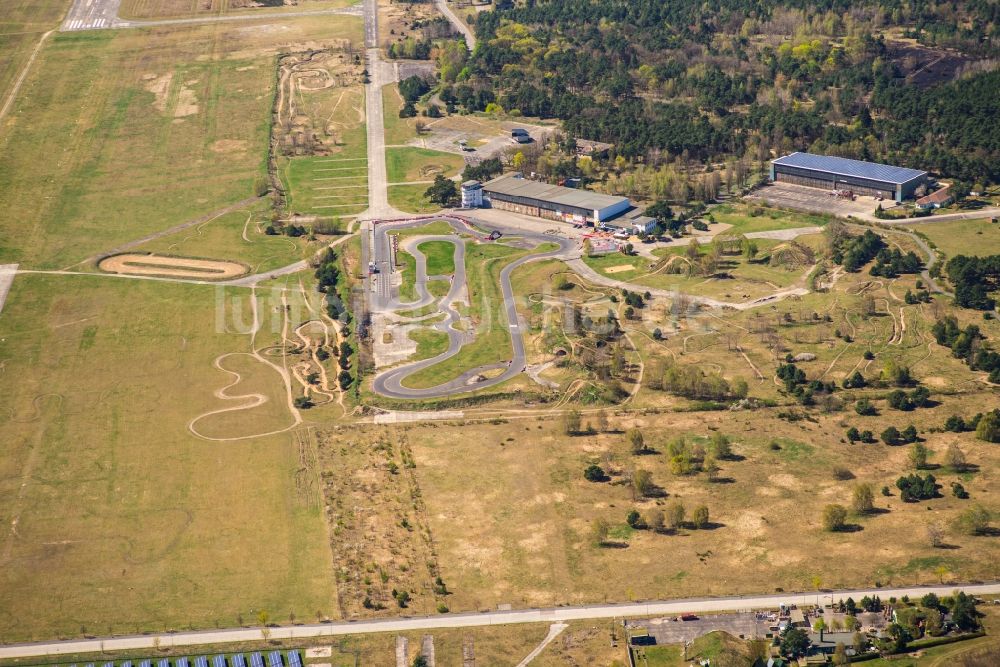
[187, 287, 303, 442]
[70, 195, 263, 270]
[0, 30, 53, 127]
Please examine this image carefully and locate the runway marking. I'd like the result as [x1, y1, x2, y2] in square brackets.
[313, 176, 369, 182]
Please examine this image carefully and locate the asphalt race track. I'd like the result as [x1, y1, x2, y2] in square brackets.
[369, 216, 574, 399]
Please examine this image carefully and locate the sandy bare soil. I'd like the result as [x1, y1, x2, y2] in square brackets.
[98, 253, 248, 279]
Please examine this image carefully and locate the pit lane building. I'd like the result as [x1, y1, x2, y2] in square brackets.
[480, 173, 632, 224]
[770, 152, 927, 202]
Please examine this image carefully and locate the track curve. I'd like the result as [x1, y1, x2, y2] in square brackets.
[370, 216, 574, 399]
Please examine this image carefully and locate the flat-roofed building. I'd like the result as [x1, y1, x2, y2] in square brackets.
[460, 180, 483, 208]
[771, 152, 927, 202]
[482, 173, 632, 224]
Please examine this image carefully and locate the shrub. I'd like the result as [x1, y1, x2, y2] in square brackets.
[583, 464, 606, 482]
[855, 398, 878, 416]
[896, 473, 939, 502]
[955, 506, 991, 535]
[666, 501, 685, 530]
[626, 509, 643, 528]
[976, 410, 1000, 442]
[645, 509, 665, 532]
[832, 466, 854, 480]
[822, 504, 848, 531]
[852, 483, 875, 514]
[881, 426, 902, 445]
[626, 428, 645, 454]
[909, 442, 929, 469]
[944, 415, 967, 432]
[709, 432, 733, 459]
[692, 505, 710, 529]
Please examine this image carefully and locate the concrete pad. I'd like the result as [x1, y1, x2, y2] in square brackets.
[374, 410, 464, 424]
[304, 647, 332, 658]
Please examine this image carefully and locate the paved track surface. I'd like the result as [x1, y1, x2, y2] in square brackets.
[370, 216, 573, 399]
[434, 0, 475, 50]
[1, 582, 997, 659]
[61, 0, 362, 31]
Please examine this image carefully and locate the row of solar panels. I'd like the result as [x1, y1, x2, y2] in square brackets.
[67, 650, 302, 667]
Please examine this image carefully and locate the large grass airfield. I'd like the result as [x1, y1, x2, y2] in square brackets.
[0, 8, 362, 643]
[0, 16, 360, 269]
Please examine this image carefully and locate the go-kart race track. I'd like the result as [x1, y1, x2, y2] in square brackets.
[367, 216, 574, 399]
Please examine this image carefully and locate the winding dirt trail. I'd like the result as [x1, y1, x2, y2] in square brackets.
[187, 287, 303, 442]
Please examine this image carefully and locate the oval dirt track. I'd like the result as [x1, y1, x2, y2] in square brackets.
[98, 254, 248, 280]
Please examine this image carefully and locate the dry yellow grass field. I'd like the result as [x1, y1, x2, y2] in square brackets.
[0, 275, 336, 641]
[399, 400, 1000, 612]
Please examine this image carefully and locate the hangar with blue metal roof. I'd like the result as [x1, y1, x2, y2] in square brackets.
[770, 152, 927, 202]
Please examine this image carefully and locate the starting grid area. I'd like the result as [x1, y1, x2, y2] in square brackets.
[64, 650, 302, 667]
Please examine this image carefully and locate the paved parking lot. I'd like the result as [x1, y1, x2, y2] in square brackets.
[747, 182, 878, 219]
[627, 612, 773, 644]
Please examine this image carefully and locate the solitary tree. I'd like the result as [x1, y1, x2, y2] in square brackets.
[564, 410, 581, 435]
[833, 642, 848, 666]
[780, 627, 810, 658]
[909, 442, 930, 469]
[956, 506, 991, 536]
[976, 410, 1000, 442]
[927, 523, 945, 548]
[709, 432, 733, 459]
[946, 443, 968, 472]
[703, 454, 720, 482]
[591, 518, 610, 546]
[626, 428, 645, 454]
[632, 469, 654, 498]
[822, 504, 848, 531]
[692, 505, 710, 529]
[424, 174, 458, 206]
[852, 483, 875, 514]
[595, 410, 610, 433]
[666, 501, 685, 531]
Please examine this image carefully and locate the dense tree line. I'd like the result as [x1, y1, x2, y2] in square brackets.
[831, 230, 885, 272]
[932, 316, 1000, 382]
[648, 359, 748, 402]
[456, 0, 999, 184]
[945, 255, 1000, 310]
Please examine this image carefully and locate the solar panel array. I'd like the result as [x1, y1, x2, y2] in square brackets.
[68, 650, 303, 667]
